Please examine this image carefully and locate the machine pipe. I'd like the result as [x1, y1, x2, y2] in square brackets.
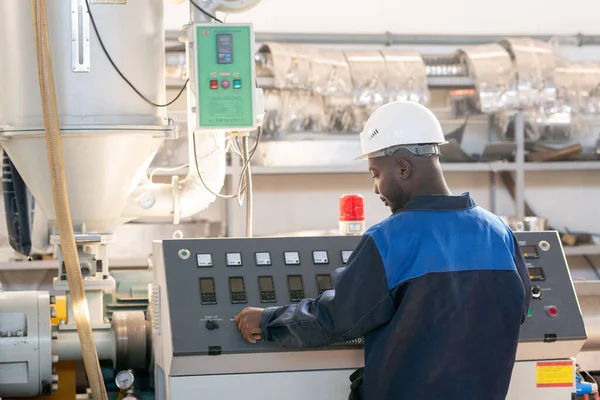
[121, 131, 227, 222]
[165, 30, 600, 46]
[53, 329, 116, 363]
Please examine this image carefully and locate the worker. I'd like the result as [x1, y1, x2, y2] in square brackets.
[235, 101, 531, 400]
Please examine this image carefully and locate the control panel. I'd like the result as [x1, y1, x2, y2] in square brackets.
[160, 231, 585, 358]
[162, 236, 362, 357]
[191, 23, 257, 132]
[515, 231, 586, 343]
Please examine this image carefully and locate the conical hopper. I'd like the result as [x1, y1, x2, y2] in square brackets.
[0, 0, 171, 234]
[1, 131, 165, 233]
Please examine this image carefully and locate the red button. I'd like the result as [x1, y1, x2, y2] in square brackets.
[210, 80, 218, 90]
[547, 306, 558, 317]
[221, 80, 230, 89]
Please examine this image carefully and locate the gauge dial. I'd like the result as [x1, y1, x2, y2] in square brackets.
[255, 252, 272, 266]
[115, 370, 135, 390]
[226, 252, 242, 266]
[284, 251, 300, 265]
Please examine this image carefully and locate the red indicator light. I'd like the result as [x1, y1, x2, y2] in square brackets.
[547, 306, 558, 317]
[210, 80, 218, 90]
[339, 194, 365, 222]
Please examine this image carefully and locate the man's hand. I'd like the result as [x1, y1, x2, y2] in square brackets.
[234, 307, 265, 344]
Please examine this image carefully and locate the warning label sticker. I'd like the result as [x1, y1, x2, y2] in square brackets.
[536, 361, 574, 388]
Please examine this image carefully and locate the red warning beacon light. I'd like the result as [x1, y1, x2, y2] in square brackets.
[339, 194, 365, 236]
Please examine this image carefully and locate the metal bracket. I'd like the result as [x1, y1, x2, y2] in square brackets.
[71, 0, 91, 72]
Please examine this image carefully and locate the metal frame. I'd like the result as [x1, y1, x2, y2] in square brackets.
[165, 31, 600, 47]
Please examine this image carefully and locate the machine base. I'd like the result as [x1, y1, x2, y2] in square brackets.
[163, 360, 576, 399]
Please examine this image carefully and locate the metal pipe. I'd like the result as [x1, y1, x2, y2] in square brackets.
[53, 329, 116, 363]
[241, 136, 253, 238]
[165, 30, 600, 46]
[514, 111, 525, 220]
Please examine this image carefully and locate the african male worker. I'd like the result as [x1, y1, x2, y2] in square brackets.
[234, 101, 531, 400]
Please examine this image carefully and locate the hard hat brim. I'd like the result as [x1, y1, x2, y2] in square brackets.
[354, 141, 449, 161]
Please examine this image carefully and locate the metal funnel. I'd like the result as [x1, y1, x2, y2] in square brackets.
[1, 131, 165, 233]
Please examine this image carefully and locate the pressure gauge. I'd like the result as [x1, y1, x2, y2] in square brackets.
[115, 370, 135, 390]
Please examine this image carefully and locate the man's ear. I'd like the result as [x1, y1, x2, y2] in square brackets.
[396, 158, 412, 180]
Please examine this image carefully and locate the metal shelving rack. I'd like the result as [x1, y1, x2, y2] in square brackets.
[222, 76, 600, 253]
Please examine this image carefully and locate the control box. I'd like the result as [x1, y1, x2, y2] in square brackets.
[516, 231, 586, 344]
[191, 23, 257, 132]
[156, 231, 585, 359]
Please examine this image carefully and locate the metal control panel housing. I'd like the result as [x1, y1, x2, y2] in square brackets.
[515, 231, 586, 343]
[191, 23, 257, 131]
[162, 236, 362, 357]
[160, 231, 586, 358]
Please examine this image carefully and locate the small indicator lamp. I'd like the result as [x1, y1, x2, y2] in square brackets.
[339, 194, 365, 236]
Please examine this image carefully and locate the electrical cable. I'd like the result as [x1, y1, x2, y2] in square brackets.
[189, 0, 223, 23]
[83, 0, 188, 107]
[192, 127, 262, 203]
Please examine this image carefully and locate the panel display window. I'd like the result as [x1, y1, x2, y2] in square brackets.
[316, 274, 334, 295]
[228, 277, 247, 304]
[199, 278, 217, 304]
[258, 276, 276, 303]
[520, 245, 539, 259]
[287, 275, 305, 302]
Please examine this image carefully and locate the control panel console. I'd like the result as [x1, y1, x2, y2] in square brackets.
[160, 231, 585, 358]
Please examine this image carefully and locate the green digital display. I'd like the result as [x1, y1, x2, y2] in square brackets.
[194, 24, 255, 130]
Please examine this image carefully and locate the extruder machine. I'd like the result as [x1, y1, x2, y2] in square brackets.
[0, 0, 593, 399]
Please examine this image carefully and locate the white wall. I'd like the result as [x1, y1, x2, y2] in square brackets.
[164, 0, 599, 35]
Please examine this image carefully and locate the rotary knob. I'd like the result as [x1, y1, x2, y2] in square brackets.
[205, 320, 219, 330]
[531, 286, 542, 299]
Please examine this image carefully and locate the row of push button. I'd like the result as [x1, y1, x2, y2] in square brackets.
[526, 305, 558, 319]
[210, 79, 242, 90]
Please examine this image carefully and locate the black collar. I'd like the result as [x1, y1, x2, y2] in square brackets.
[394, 192, 477, 213]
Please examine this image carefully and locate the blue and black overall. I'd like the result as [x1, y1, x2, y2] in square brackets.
[260, 193, 531, 400]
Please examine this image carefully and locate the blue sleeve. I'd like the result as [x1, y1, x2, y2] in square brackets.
[511, 233, 531, 323]
[259, 235, 395, 348]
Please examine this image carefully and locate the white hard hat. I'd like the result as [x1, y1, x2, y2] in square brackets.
[355, 101, 448, 160]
